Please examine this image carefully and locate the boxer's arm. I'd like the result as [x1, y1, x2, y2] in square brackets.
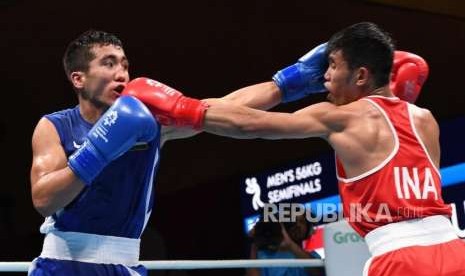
[161, 82, 282, 145]
[219, 81, 282, 111]
[161, 126, 199, 146]
[202, 100, 350, 140]
[30, 118, 85, 217]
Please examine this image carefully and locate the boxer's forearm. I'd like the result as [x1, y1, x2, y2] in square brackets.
[31, 167, 85, 217]
[219, 81, 282, 110]
[202, 101, 293, 140]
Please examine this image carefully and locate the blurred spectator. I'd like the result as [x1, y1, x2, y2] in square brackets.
[247, 213, 322, 276]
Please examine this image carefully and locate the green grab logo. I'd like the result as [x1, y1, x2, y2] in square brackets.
[333, 231, 363, 244]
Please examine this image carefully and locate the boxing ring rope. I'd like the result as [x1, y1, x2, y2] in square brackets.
[0, 259, 325, 272]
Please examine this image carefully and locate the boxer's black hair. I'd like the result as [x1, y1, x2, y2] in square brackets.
[327, 22, 395, 88]
[63, 29, 123, 77]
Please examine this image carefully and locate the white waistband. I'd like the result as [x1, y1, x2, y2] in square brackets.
[364, 215, 458, 257]
[40, 231, 140, 266]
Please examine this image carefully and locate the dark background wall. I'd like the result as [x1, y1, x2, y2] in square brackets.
[1, 0, 464, 275]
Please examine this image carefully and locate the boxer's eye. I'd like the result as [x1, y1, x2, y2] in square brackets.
[104, 61, 114, 68]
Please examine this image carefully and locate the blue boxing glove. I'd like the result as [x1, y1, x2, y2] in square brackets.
[68, 96, 158, 185]
[273, 43, 328, 103]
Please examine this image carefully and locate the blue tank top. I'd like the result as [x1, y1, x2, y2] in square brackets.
[41, 106, 161, 239]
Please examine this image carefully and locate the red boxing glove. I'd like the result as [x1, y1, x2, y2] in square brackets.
[390, 51, 429, 103]
[121, 77, 208, 129]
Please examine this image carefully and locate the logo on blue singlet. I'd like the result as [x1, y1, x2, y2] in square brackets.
[73, 141, 82, 149]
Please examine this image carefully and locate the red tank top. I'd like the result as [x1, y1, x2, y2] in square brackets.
[336, 96, 451, 237]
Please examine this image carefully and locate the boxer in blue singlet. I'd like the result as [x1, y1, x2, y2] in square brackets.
[29, 30, 161, 275]
[29, 29, 284, 275]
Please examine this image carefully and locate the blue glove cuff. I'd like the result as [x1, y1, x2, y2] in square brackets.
[68, 140, 107, 186]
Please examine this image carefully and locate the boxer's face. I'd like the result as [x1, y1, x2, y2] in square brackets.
[76, 44, 129, 109]
[324, 50, 359, 105]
